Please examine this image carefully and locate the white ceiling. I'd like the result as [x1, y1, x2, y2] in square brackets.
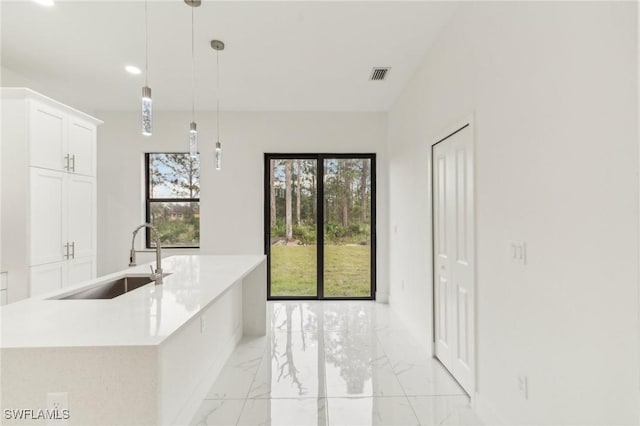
[1, 1, 458, 112]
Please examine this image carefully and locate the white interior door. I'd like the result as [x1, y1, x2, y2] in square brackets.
[433, 124, 475, 395]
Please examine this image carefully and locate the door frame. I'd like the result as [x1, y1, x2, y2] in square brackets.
[430, 115, 477, 400]
[264, 153, 377, 301]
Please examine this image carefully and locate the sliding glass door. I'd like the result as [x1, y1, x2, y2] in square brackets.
[265, 154, 375, 300]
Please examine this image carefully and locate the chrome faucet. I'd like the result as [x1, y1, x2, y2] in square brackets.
[129, 223, 163, 284]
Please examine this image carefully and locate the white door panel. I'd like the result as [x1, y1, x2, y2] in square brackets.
[68, 119, 96, 176]
[67, 256, 95, 286]
[30, 261, 66, 297]
[30, 167, 67, 265]
[67, 175, 96, 259]
[433, 125, 474, 395]
[29, 101, 67, 172]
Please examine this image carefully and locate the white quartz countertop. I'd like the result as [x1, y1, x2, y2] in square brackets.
[0, 255, 265, 348]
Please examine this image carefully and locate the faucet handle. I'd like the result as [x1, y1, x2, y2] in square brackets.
[149, 265, 156, 278]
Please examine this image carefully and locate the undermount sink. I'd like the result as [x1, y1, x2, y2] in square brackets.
[53, 274, 171, 300]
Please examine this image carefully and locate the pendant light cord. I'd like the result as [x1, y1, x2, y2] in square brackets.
[216, 49, 220, 141]
[144, 0, 149, 86]
[191, 6, 195, 122]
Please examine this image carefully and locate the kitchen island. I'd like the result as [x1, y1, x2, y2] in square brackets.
[1, 255, 266, 425]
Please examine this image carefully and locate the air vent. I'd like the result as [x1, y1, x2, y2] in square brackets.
[370, 67, 390, 81]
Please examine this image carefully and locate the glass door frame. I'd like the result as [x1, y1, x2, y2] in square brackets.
[264, 153, 377, 301]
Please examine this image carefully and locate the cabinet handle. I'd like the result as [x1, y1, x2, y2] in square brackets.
[70, 242, 75, 259]
[64, 154, 70, 171]
[64, 243, 70, 259]
[70, 155, 76, 172]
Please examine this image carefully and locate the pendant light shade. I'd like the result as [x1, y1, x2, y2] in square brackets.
[142, 86, 152, 136]
[215, 141, 221, 170]
[141, 0, 152, 136]
[189, 122, 198, 158]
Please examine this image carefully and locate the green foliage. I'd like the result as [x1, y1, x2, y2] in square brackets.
[324, 222, 346, 241]
[150, 202, 199, 247]
[293, 224, 316, 244]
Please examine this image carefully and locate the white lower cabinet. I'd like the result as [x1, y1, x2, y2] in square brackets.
[30, 168, 67, 266]
[30, 256, 95, 296]
[30, 262, 66, 296]
[67, 256, 95, 287]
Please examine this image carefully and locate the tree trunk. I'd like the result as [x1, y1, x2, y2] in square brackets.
[296, 160, 302, 226]
[285, 160, 293, 242]
[360, 159, 368, 223]
[270, 160, 276, 228]
[341, 160, 349, 229]
[311, 174, 317, 219]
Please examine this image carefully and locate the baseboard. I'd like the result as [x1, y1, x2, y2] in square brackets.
[474, 392, 507, 425]
[376, 291, 389, 303]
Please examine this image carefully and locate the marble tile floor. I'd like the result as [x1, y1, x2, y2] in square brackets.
[191, 301, 483, 426]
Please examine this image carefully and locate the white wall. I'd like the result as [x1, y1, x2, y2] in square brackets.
[1, 65, 97, 116]
[97, 110, 389, 300]
[387, 1, 638, 424]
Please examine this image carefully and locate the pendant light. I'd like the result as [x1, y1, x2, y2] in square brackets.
[211, 39, 225, 171]
[141, 0, 152, 136]
[185, 0, 200, 157]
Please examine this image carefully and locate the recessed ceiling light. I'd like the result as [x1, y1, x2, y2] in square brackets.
[125, 65, 142, 75]
[33, 0, 55, 7]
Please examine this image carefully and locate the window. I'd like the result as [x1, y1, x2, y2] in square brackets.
[145, 153, 200, 248]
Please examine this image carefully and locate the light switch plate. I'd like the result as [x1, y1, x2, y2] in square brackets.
[510, 241, 526, 265]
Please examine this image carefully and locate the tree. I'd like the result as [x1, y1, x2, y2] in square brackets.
[341, 160, 351, 228]
[295, 160, 302, 226]
[151, 153, 200, 198]
[285, 160, 293, 242]
[360, 159, 368, 224]
[270, 160, 276, 229]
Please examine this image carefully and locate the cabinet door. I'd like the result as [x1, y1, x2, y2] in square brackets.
[30, 167, 67, 265]
[68, 118, 96, 176]
[29, 101, 67, 172]
[30, 261, 66, 297]
[67, 256, 95, 287]
[67, 174, 95, 259]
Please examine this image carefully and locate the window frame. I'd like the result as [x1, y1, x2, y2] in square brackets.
[144, 152, 201, 249]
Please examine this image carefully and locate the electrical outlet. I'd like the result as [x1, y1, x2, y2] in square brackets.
[46, 392, 69, 425]
[517, 376, 528, 400]
[401, 279, 405, 290]
[510, 241, 526, 265]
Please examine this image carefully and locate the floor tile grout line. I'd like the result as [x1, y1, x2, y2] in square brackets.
[206, 393, 467, 401]
[372, 321, 429, 426]
[234, 339, 269, 425]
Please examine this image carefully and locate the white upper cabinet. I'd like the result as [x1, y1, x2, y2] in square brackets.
[29, 101, 67, 172]
[27, 95, 98, 177]
[68, 118, 96, 176]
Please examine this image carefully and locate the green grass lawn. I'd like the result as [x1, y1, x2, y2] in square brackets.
[270, 245, 371, 297]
